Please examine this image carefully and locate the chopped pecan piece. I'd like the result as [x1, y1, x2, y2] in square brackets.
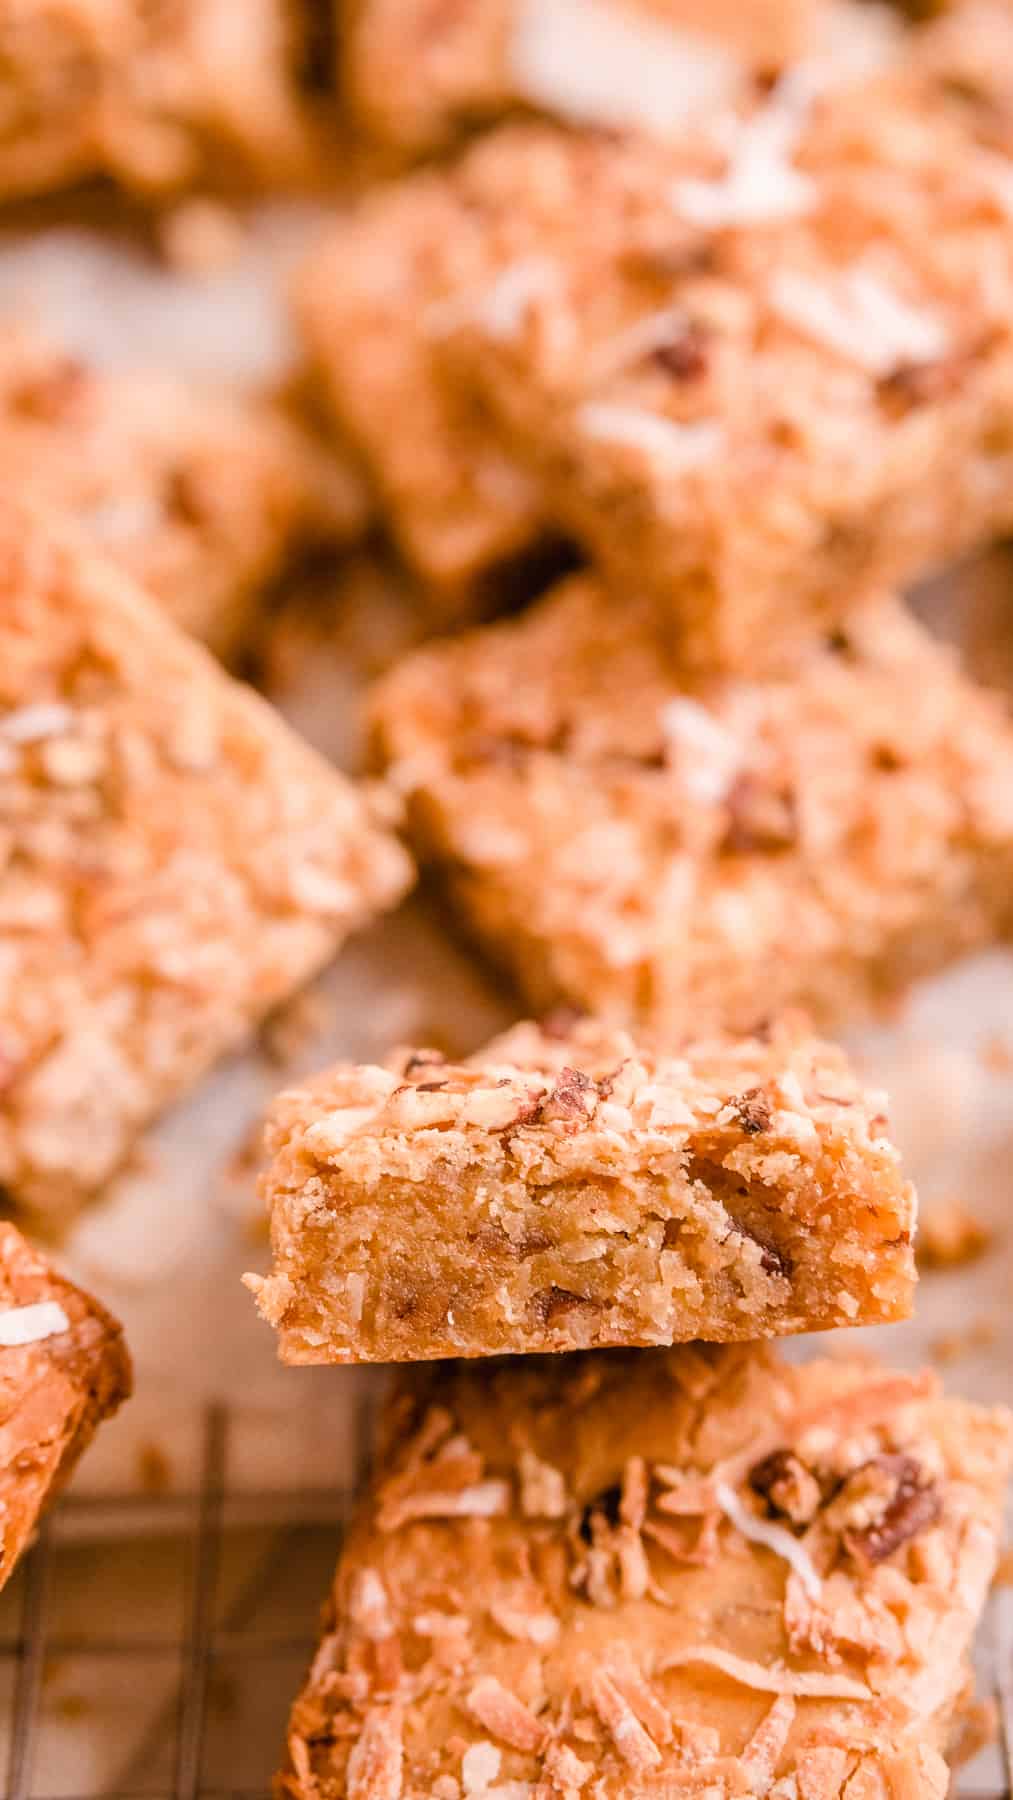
[877, 351, 975, 417]
[749, 1449, 821, 1525]
[732, 1087, 773, 1136]
[538, 1066, 597, 1124]
[531, 1286, 602, 1329]
[842, 1455, 942, 1564]
[650, 325, 709, 382]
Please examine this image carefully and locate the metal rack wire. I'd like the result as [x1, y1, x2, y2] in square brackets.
[1, 1401, 374, 1800]
[2, 1402, 1011, 1799]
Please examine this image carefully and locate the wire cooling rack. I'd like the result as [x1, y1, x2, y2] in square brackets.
[2, 1400, 1011, 1800]
[0, 1401, 375, 1800]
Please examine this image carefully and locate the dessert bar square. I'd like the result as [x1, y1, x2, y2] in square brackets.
[371, 576, 1013, 1034]
[247, 1016, 916, 1362]
[0, 1221, 131, 1591]
[0, 498, 412, 1217]
[279, 1344, 1012, 1800]
[438, 6, 1013, 666]
[0, 329, 368, 659]
[0, 0, 317, 200]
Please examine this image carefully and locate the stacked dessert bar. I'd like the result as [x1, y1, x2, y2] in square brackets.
[242, 7, 1013, 1793]
[251, 1018, 1008, 1798]
[251, 3, 1013, 1800]
[0, 0, 1010, 1785]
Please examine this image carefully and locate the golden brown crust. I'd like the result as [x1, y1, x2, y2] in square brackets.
[279, 1345, 1012, 1799]
[0, 497, 413, 1217]
[0, 1221, 131, 1590]
[371, 577, 1013, 1036]
[249, 1016, 916, 1362]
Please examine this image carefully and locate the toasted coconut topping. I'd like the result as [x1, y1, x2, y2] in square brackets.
[412, 1610, 471, 1637]
[715, 1480, 822, 1601]
[662, 1646, 872, 1699]
[378, 1480, 511, 1533]
[606, 1653, 673, 1746]
[346, 1704, 404, 1800]
[489, 1597, 560, 1646]
[740, 1695, 796, 1790]
[620, 1456, 649, 1531]
[792, 1745, 851, 1800]
[509, 0, 740, 140]
[769, 266, 948, 376]
[1, 702, 75, 744]
[519, 1448, 569, 1519]
[540, 1742, 593, 1794]
[644, 1513, 721, 1568]
[673, 91, 816, 229]
[475, 259, 557, 343]
[615, 1525, 651, 1602]
[462, 1741, 502, 1795]
[467, 1677, 546, 1753]
[0, 1300, 70, 1346]
[660, 699, 743, 806]
[348, 1568, 394, 1641]
[587, 1668, 663, 1771]
[577, 406, 722, 472]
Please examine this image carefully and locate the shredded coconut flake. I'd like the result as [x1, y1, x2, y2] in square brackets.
[660, 699, 742, 805]
[673, 92, 816, 228]
[578, 406, 722, 471]
[467, 1677, 545, 1753]
[769, 266, 948, 375]
[0, 1300, 71, 1346]
[462, 1742, 502, 1796]
[662, 1645, 872, 1699]
[715, 1481, 822, 1600]
[475, 258, 556, 341]
[510, 0, 741, 139]
[2, 703, 75, 744]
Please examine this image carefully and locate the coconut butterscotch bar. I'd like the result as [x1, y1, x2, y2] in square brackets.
[0, 1221, 131, 1591]
[438, 5, 1013, 666]
[0, 0, 317, 201]
[247, 1016, 916, 1364]
[0, 329, 368, 659]
[371, 576, 1013, 1035]
[279, 1345, 1012, 1800]
[0, 499, 412, 1217]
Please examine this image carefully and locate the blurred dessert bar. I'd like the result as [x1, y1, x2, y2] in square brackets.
[0, 1221, 131, 1591]
[0, 0, 318, 200]
[294, 165, 544, 606]
[0, 329, 368, 659]
[0, 498, 412, 1217]
[247, 1015, 916, 1363]
[340, 0, 839, 157]
[372, 577, 1013, 1033]
[278, 1343, 1012, 1799]
[439, 19, 1013, 667]
[309, 0, 1013, 654]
